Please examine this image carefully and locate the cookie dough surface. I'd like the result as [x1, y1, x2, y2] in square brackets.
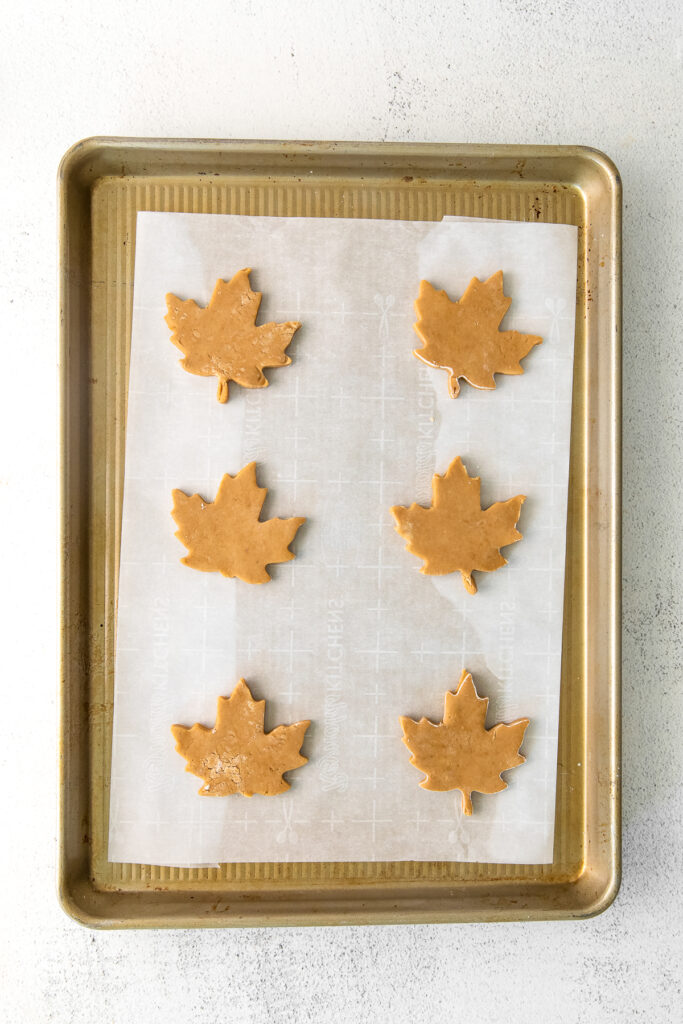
[390, 456, 524, 593]
[172, 679, 310, 797]
[165, 269, 300, 403]
[171, 462, 305, 583]
[413, 270, 542, 397]
[400, 670, 530, 814]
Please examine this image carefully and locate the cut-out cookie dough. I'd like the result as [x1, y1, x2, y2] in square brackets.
[171, 462, 305, 583]
[172, 679, 310, 796]
[413, 270, 542, 397]
[390, 456, 524, 594]
[165, 269, 301, 403]
[400, 669, 530, 815]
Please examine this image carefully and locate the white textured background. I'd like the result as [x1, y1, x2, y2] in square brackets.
[1, 1, 681, 1021]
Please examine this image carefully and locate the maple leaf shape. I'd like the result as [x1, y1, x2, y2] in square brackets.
[165, 269, 301, 403]
[171, 462, 305, 584]
[172, 679, 310, 796]
[400, 670, 530, 815]
[413, 271, 542, 397]
[390, 456, 524, 594]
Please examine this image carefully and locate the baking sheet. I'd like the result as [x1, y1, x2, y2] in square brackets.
[108, 211, 577, 866]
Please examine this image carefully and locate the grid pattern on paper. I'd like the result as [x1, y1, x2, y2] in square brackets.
[106, 210, 578, 870]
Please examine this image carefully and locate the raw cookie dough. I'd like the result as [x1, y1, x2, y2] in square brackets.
[390, 456, 524, 594]
[172, 679, 310, 796]
[400, 670, 530, 815]
[165, 269, 301, 403]
[171, 462, 305, 583]
[413, 270, 542, 397]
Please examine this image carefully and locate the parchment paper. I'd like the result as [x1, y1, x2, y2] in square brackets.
[108, 211, 577, 865]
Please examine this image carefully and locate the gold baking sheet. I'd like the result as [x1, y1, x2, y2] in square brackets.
[59, 139, 621, 926]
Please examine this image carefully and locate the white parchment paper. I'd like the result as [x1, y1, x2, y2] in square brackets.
[108, 211, 577, 865]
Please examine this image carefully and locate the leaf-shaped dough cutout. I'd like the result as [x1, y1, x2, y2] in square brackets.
[400, 670, 530, 814]
[413, 271, 542, 397]
[390, 456, 524, 593]
[165, 269, 300, 402]
[172, 679, 310, 796]
[171, 463, 305, 584]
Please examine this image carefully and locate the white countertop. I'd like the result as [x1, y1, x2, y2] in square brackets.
[1, 1, 681, 1021]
